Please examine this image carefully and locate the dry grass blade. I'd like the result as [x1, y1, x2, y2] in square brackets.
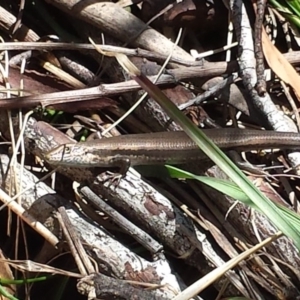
[0, 259, 82, 278]
[2, 1, 300, 299]
[173, 232, 282, 300]
[0, 189, 59, 247]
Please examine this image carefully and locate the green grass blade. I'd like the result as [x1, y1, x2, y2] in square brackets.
[132, 73, 300, 250]
[167, 165, 300, 233]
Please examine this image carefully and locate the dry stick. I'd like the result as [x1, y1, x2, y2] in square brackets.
[77, 273, 169, 300]
[3, 42, 300, 67]
[254, 0, 267, 96]
[229, 0, 298, 131]
[0, 61, 237, 109]
[24, 119, 246, 295]
[94, 26, 183, 136]
[0, 150, 177, 298]
[1, 42, 203, 67]
[0, 6, 39, 42]
[58, 207, 95, 275]
[230, 0, 300, 180]
[80, 186, 163, 255]
[46, 0, 194, 69]
[178, 75, 237, 110]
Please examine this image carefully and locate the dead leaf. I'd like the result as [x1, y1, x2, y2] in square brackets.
[262, 27, 300, 100]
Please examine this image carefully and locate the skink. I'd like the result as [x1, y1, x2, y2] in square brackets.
[44, 128, 300, 174]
